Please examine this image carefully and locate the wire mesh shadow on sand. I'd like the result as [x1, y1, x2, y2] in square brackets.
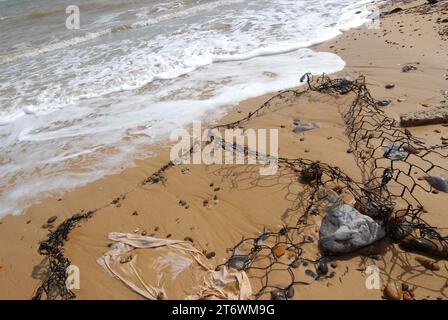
[32, 74, 448, 300]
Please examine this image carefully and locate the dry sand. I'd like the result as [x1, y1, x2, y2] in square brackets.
[1, 0, 447, 300]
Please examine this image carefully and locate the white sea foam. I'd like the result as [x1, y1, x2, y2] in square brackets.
[0, 0, 379, 216]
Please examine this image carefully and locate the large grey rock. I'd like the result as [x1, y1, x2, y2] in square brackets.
[424, 174, 448, 193]
[319, 203, 386, 255]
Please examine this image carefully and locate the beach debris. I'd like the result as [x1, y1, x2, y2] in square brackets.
[376, 99, 393, 107]
[385, 83, 396, 89]
[402, 64, 417, 73]
[415, 257, 440, 271]
[319, 203, 386, 255]
[292, 122, 320, 133]
[270, 290, 287, 300]
[400, 105, 448, 127]
[228, 255, 251, 271]
[382, 143, 408, 160]
[181, 168, 190, 175]
[384, 281, 402, 300]
[47, 216, 58, 224]
[304, 235, 315, 243]
[424, 174, 448, 192]
[399, 237, 448, 259]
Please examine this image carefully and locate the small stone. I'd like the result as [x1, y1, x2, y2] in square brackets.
[346, 147, 354, 154]
[203, 200, 209, 207]
[270, 290, 287, 300]
[280, 125, 285, 128]
[415, 256, 440, 271]
[47, 216, 58, 224]
[403, 291, 413, 300]
[181, 168, 190, 175]
[206, 251, 216, 259]
[132, 211, 138, 216]
[213, 187, 220, 192]
[166, 234, 172, 238]
[179, 199, 187, 206]
[26, 220, 31, 224]
[290, 258, 301, 268]
[209, 183, 214, 187]
[330, 262, 338, 269]
[154, 226, 159, 231]
[305, 269, 317, 279]
[304, 235, 315, 243]
[141, 230, 147, 236]
[385, 83, 396, 89]
[184, 236, 194, 243]
[228, 255, 250, 270]
[273, 244, 286, 258]
[434, 129, 441, 134]
[402, 64, 417, 73]
[384, 281, 402, 300]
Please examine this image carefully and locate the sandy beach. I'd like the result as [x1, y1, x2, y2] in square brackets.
[1, 0, 448, 300]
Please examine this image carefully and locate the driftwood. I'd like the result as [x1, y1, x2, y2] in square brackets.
[400, 105, 448, 127]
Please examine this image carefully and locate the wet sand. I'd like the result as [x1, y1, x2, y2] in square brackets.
[1, 0, 447, 300]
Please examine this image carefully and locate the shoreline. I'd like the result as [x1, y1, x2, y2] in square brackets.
[1, 0, 448, 299]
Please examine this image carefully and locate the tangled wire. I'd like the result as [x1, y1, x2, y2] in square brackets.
[32, 74, 448, 300]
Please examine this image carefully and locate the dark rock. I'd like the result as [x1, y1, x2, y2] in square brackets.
[424, 175, 448, 192]
[206, 251, 216, 259]
[402, 64, 417, 73]
[304, 235, 315, 243]
[305, 269, 317, 279]
[228, 255, 251, 271]
[47, 216, 58, 224]
[399, 237, 448, 259]
[385, 83, 396, 89]
[388, 222, 413, 242]
[377, 99, 393, 107]
[292, 122, 320, 133]
[290, 258, 301, 268]
[270, 290, 287, 300]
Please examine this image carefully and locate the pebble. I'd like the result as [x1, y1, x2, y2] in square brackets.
[166, 234, 172, 238]
[273, 244, 286, 258]
[377, 99, 393, 107]
[330, 262, 338, 269]
[305, 269, 317, 279]
[26, 220, 31, 224]
[317, 261, 329, 276]
[154, 226, 159, 231]
[213, 187, 220, 192]
[290, 258, 301, 268]
[346, 147, 354, 154]
[179, 199, 187, 206]
[213, 195, 218, 201]
[228, 255, 250, 271]
[385, 83, 396, 89]
[415, 256, 440, 271]
[181, 168, 190, 175]
[206, 251, 216, 259]
[384, 281, 402, 300]
[270, 290, 287, 300]
[47, 216, 58, 224]
[304, 235, 315, 243]
[286, 286, 295, 299]
[184, 236, 194, 243]
[141, 230, 147, 236]
[203, 200, 209, 207]
[132, 211, 138, 216]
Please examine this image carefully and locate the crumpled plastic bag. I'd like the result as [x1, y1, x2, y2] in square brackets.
[97, 232, 252, 300]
